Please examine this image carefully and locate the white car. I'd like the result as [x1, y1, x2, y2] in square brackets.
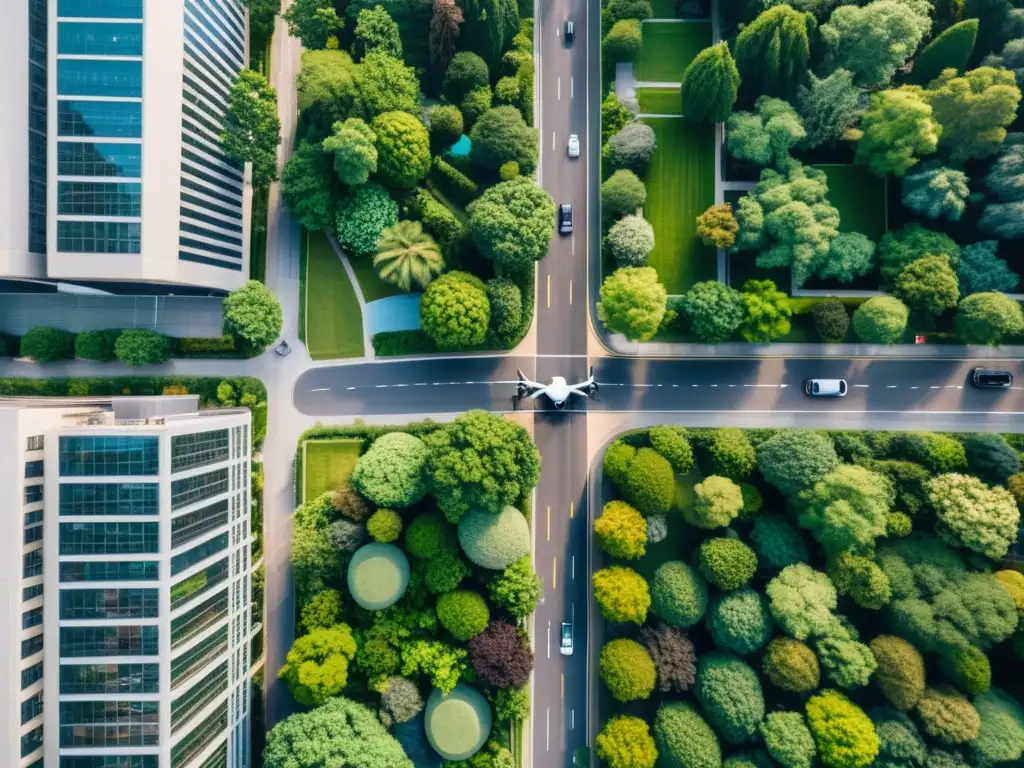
[567, 134, 580, 158]
[560, 622, 573, 656]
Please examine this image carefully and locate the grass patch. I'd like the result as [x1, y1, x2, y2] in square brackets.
[637, 87, 681, 114]
[349, 256, 405, 303]
[650, 0, 679, 17]
[642, 117, 717, 294]
[306, 230, 366, 359]
[298, 229, 308, 343]
[302, 438, 363, 502]
[636, 22, 711, 82]
[814, 164, 888, 241]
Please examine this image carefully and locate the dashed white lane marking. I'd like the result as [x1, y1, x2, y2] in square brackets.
[854, 384, 869, 388]
[311, 388, 330, 392]
[910, 386, 920, 390]
[887, 385, 898, 388]
[930, 386, 941, 389]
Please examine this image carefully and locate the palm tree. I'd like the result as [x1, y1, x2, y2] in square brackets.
[373, 220, 445, 291]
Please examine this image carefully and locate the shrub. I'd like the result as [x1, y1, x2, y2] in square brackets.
[891, 432, 968, 474]
[602, 169, 648, 221]
[928, 473, 1020, 560]
[763, 637, 820, 693]
[995, 569, 1024, 618]
[649, 426, 694, 473]
[938, 646, 991, 696]
[604, 19, 642, 63]
[606, 121, 657, 174]
[651, 561, 708, 628]
[796, 465, 892, 557]
[457, 506, 531, 570]
[758, 430, 840, 496]
[484, 278, 523, 341]
[618, 446, 675, 516]
[698, 538, 758, 591]
[405, 513, 448, 559]
[680, 280, 745, 343]
[696, 203, 739, 249]
[740, 483, 763, 517]
[429, 104, 464, 149]
[400, 638, 467, 694]
[594, 500, 647, 560]
[366, 508, 402, 542]
[431, 156, 479, 203]
[970, 688, 1024, 765]
[223, 279, 283, 351]
[597, 716, 658, 768]
[335, 183, 399, 259]
[378, 676, 423, 727]
[694, 652, 765, 745]
[639, 622, 697, 694]
[814, 627, 877, 689]
[299, 589, 344, 633]
[812, 299, 850, 342]
[761, 712, 817, 768]
[766, 563, 838, 641]
[871, 708, 927, 768]
[593, 565, 651, 624]
[352, 432, 430, 508]
[686, 476, 744, 529]
[443, 51, 489, 103]
[74, 329, 120, 362]
[964, 433, 1022, 485]
[346, 542, 410, 610]
[372, 110, 431, 188]
[468, 620, 533, 689]
[497, 160, 520, 180]
[654, 701, 722, 768]
[894, 255, 960, 316]
[280, 624, 358, 707]
[493, 686, 529, 722]
[806, 690, 879, 768]
[436, 590, 490, 641]
[828, 552, 892, 610]
[420, 270, 490, 350]
[707, 427, 756, 479]
[460, 85, 493, 129]
[707, 588, 775, 656]
[914, 685, 980, 744]
[424, 684, 492, 761]
[601, 638, 657, 702]
[425, 549, 469, 594]
[469, 106, 538, 175]
[488, 556, 541, 619]
[852, 297, 909, 344]
[607, 214, 656, 267]
[330, 518, 369, 552]
[114, 330, 173, 367]
[328, 486, 372, 522]
[956, 292, 1024, 345]
[750, 515, 809, 570]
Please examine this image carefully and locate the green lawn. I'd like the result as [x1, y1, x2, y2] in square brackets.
[642, 117, 717, 294]
[635, 22, 711, 82]
[650, 0, 679, 17]
[349, 256, 404, 303]
[814, 164, 889, 241]
[302, 439, 364, 502]
[305, 229, 366, 360]
[637, 87, 681, 114]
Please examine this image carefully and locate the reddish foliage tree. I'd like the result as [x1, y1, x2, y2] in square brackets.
[430, 0, 464, 80]
[468, 620, 534, 688]
[638, 622, 697, 694]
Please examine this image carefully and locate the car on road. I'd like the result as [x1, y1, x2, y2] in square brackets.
[274, 340, 292, 357]
[972, 368, 1013, 388]
[804, 378, 847, 397]
[564, 20, 574, 44]
[568, 134, 580, 158]
[559, 204, 573, 234]
[560, 622, 573, 656]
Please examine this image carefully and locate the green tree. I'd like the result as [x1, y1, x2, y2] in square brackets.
[687, 476, 744, 529]
[958, 241, 1020, 295]
[766, 563, 839, 640]
[323, 117, 377, 186]
[796, 465, 893, 556]
[604, 19, 643, 63]
[983, 39, 1024, 88]
[699, 538, 758, 591]
[940, 645, 991, 696]
[894, 255, 960, 315]
[879, 224, 961, 287]
[280, 624, 358, 707]
[485, 277, 523, 340]
[283, 0, 345, 49]
[915, 685, 981, 744]
[854, 87, 940, 177]
[602, 92, 633, 144]
[593, 566, 652, 624]
[605, 121, 658, 173]
[241, 0, 279, 42]
[618, 447, 676, 516]
[602, 0, 653, 34]
[693, 653, 766, 744]
[220, 69, 281, 188]
[763, 637, 820, 693]
[353, 5, 402, 59]
[428, 104, 464, 152]
[264, 696, 412, 768]
[291, 494, 343, 601]
[436, 590, 490, 640]
[681, 42, 740, 123]
[928, 473, 1020, 559]
[607, 214, 655, 267]
[113, 330, 173, 367]
[913, 19, 979, 84]
[353, 52, 419, 121]
[870, 635, 926, 710]
[796, 69, 863, 149]
[296, 50, 359, 141]
[443, 51, 490, 103]
[926, 66, 1022, 164]
[429, 0, 464, 81]
[829, 552, 892, 609]
[649, 426, 695, 473]
[352, 431, 430, 507]
[955, 291, 1024, 344]
[335, 182, 399, 258]
[964, 0, 1017, 70]
[900, 161, 970, 221]
[980, 135, 1024, 238]
[371, 111, 431, 188]
[653, 702, 722, 768]
[460, 0, 519, 73]
[733, 5, 811, 100]
[696, 203, 739, 249]
[281, 140, 340, 230]
[461, 85, 494, 128]
[758, 430, 840, 496]
[601, 638, 657, 702]
[400, 638, 467, 693]
[739, 278, 792, 342]
[469, 106, 539, 174]
[597, 716, 658, 768]
[223, 280, 284, 351]
[374, 220, 444, 291]
[970, 688, 1024, 764]
[597, 267, 670, 341]
[595, 500, 648, 560]
[852, 296, 909, 344]
[74, 329, 120, 362]
[367, 508, 403, 542]
[821, 0, 930, 87]
[602, 169, 647, 221]
[727, 97, 806, 169]
[679, 280, 745, 342]
[805, 690, 879, 768]
[299, 589, 344, 634]
[468, 177, 555, 272]
[812, 298, 850, 342]
[762, 712, 817, 768]
[494, 75, 523, 109]
[420, 271, 490, 349]
[488, 556, 541, 619]
[818, 232, 876, 283]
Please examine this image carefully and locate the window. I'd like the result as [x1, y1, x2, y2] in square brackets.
[199, 741, 228, 768]
[171, 558, 229, 610]
[172, 625, 227, 688]
[21, 725, 43, 758]
[26, 435, 44, 451]
[57, 59, 143, 98]
[23, 584, 44, 602]
[59, 701, 159, 748]
[181, 191, 242, 221]
[171, 429, 230, 472]
[60, 625, 158, 658]
[58, 141, 142, 178]
[22, 662, 43, 689]
[59, 436, 158, 476]
[57, 21, 144, 56]
[21, 692, 43, 724]
[58, 0, 144, 18]
[22, 633, 44, 659]
[23, 607, 43, 629]
[57, 220, 141, 254]
[26, 510, 43, 527]
[59, 663, 159, 694]
[23, 549, 43, 578]
[59, 588, 159, 620]
[171, 532, 228, 575]
[25, 485, 43, 504]
[171, 661, 228, 733]
[172, 499, 228, 548]
[29, 0, 46, 255]
[24, 525, 43, 544]
[59, 521, 159, 555]
[181, 222, 244, 247]
[171, 467, 228, 510]
[61, 757, 159, 768]
[25, 461, 43, 478]
[171, 701, 227, 767]
[57, 181, 142, 217]
[61, 560, 158, 582]
[172, 591, 228, 648]
[58, 100, 143, 139]
[60, 483, 158, 516]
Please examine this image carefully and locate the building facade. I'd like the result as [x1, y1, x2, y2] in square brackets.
[0, 396, 254, 768]
[0, 0, 252, 294]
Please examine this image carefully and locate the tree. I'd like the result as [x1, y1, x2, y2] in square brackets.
[913, 19, 979, 84]
[805, 691, 879, 768]
[812, 298, 850, 342]
[926, 67, 1022, 164]
[706, 427, 757, 481]
[821, 0, 930, 87]
[241, 0, 279, 42]
[604, 19, 643, 63]
[854, 87, 940, 177]
[733, 5, 811, 100]
[940, 645, 992, 696]
[367, 508, 403, 542]
[757, 430, 839, 496]
[220, 69, 281, 188]
[894, 255, 960, 315]
[607, 215, 655, 267]
[425, 409, 540, 520]
[879, 224, 961, 287]
[971, 688, 1024, 764]
[797, 69, 863, 149]
[597, 716, 658, 768]
[593, 566, 652, 624]
[263, 696, 412, 768]
[353, 52, 419, 121]
[687, 476, 744, 529]
[958, 241, 1020, 295]
[459, 0, 519, 73]
[653, 702, 722, 768]
[379, 676, 424, 727]
[353, 5, 402, 59]
[291, 494, 343, 601]
[727, 97, 806, 169]
[595, 500, 647, 560]
[829, 553, 892, 610]
[111, 330, 172, 367]
[374, 221, 444, 291]
[296, 50, 359, 141]
[739, 278, 792, 342]
[956, 291, 1024, 344]
[678, 280, 745, 343]
[649, 426, 695, 473]
[494, 76, 523, 110]
[763, 637, 820, 693]
[696, 203, 739, 248]
[602, 170, 647, 221]
[371, 111, 430, 188]
[640, 623, 697, 693]
[708, 587, 774, 654]
[929, 473, 1020, 559]
[983, 39, 1024, 88]
[335, 182, 398, 258]
[494, 686, 530, 722]
[796, 465, 892, 556]
[818, 232, 876, 283]
[461, 85, 493, 128]
[469, 106, 539, 174]
[872, 709, 927, 768]
[485, 277, 523, 340]
[601, 638, 657, 702]
[428, 105, 464, 151]
[399, 638, 467, 693]
[616, 446, 676, 516]
[597, 267, 670, 341]
[869, 635, 926, 710]
[280, 624, 358, 707]
[852, 297, 908, 344]
[323, 117, 377, 186]
[900, 161, 970, 221]
[651, 561, 708, 629]
[602, 92, 633, 144]
[915, 685, 981, 744]
[766, 563, 839, 640]
[762, 713, 816, 768]
[694, 653, 766, 745]
[221, 280, 282, 352]
[299, 590, 344, 634]
[488, 556, 540, 619]
[352, 432, 429, 507]
[430, 0, 464, 80]
[437, 590, 490, 640]
[74, 329, 120, 362]
[680, 42, 740, 123]
[282, 0, 345, 50]
[420, 271, 490, 349]
[814, 626, 877, 689]
[443, 51, 490, 104]
[603, 0, 653, 34]
[468, 177, 555, 273]
[281, 140, 340, 230]
[605, 121, 658, 174]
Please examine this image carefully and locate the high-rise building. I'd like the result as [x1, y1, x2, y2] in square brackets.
[0, 396, 255, 768]
[0, 0, 252, 295]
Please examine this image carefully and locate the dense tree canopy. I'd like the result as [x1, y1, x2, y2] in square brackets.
[353, 5, 402, 59]
[352, 432, 429, 508]
[335, 182, 399, 258]
[727, 97, 806, 169]
[223, 280, 283, 351]
[353, 53, 420, 121]
[469, 106, 539, 174]
[733, 5, 811, 100]
[370, 111, 430, 188]
[821, 0, 931, 86]
[955, 291, 1024, 344]
[679, 280, 745, 343]
[900, 162, 970, 221]
[852, 296, 909, 344]
[913, 19, 979, 84]
[926, 66, 1021, 163]
[957, 241, 1020, 295]
[280, 625, 358, 707]
[220, 69, 281, 188]
[281, 140, 340, 230]
[797, 69, 863, 149]
[854, 87, 940, 177]
[468, 177, 555, 272]
[282, 0, 346, 50]
[597, 267, 671, 341]
[681, 42, 740, 123]
[323, 117, 377, 186]
[739, 279, 793, 343]
[894, 255, 960, 315]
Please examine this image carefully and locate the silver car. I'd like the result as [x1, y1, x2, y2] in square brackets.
[567, 134, 580, 158]
[804, 379, 847, 397]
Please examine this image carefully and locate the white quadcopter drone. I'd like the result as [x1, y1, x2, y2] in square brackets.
[515, 367, 599, 409]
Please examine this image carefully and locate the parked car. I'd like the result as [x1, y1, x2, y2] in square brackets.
[559, 204, 573, 234]
[274, 340, 292, 357]
[567, 134, 580, 158]
[804, 379, 847, 397]
[560, 621, 573, 656]
[564, 20, 575, 44]
[972, 368, 1013, 388]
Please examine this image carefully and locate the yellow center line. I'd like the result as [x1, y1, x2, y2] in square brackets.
[546, 506, 551, 542]
[547, 273, 551, 308]
[569, 502, 574, 519]
[552, 557, 557, 589]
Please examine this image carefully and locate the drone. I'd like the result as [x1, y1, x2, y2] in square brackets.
[515, 367, 599, 409]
